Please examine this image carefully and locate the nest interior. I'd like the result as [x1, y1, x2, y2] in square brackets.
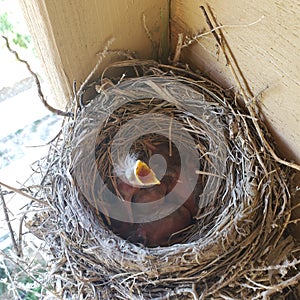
[27, 61, 300, 299]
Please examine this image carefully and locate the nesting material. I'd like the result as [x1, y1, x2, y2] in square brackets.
[27, 61, 300, 299]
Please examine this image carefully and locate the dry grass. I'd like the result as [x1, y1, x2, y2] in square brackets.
[12, 61, 300, 299]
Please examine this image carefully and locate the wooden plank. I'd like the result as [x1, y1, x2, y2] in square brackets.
[19, 0, 169, 108]
[171, 0, 300, 163]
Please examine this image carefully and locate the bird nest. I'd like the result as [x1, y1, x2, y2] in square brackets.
[26, 61, 300, 299]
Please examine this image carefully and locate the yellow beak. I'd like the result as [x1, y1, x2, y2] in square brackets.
[134, 160, 160, 186]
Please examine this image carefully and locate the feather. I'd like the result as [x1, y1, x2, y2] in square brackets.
[114, 153, 160, 187]
[114, 153, 138, 178]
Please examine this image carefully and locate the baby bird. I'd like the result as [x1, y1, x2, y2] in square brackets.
[111, 154, 161, 238]
[112, 140, 200, 247]
[130, 203, 192, 247]
[114, 154, 160, 188]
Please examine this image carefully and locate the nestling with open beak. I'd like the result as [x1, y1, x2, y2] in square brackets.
[111, 139, 201, 247]
[110, 153, 162, 239]
[114, 153, 161, 187]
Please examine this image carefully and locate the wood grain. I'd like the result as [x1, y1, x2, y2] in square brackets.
[19, 0, 169, 108]
[171, 0, 300, 163]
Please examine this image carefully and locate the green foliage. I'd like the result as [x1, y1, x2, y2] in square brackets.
[0, 13, 13, 32]
[31, 119, 42, 133]
[0, 265, 7, 295]
[0, 247, 47, 299]
[0, 11, 32, 49]
[18, 275, 43, 300]
[13, 32, 31, 49]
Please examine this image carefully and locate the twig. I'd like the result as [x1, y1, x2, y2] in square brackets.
[24, 127, 63, 159]
[72, 80, 79, 119]
[0, 186, 21, 256]
[1, 35, 71, 117]
[0, 181, 47, 205]
[182, 16, 264, 48]
[0, 249, 61, 299]
[200, 6, 247, 100]
[25, 128, 62, 148]
[205, 5, 254, 98]
[195, 170, 226, 179]
[77, 37, 115, 97]
[0, 259, 22, 299]
[18, 160, 54, 259]
[173, 33, 183, 63]
[200, 6, 222, 48]
[142, 13, 155, 46]
[200, 5, 300, 172]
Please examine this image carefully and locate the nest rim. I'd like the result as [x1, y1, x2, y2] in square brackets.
[25, 61, 299, 299]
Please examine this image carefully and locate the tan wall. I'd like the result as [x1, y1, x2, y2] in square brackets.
[19, 0, 169, 108]
[171, 0, 300, 163]
[20, 0, 299, 164]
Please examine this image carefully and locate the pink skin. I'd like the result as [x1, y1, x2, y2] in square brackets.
[134, 185, 167, 202]
[113, 140, 201, 246]
[132, 184, 167, 207]
[145, 140, 200, 218]
[132, 203, 192, 247]
[128, 181, 197, 247]
[117, 179, 137, 202]
[115, 179, 137, 223]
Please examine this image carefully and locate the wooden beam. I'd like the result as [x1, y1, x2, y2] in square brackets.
[19, 0, 169, 108]
[171, 0, 300, 163]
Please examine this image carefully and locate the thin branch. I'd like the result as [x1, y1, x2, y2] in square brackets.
[77, 37, 115, 97]
[173, 33, 183, 63]
[0, 186, 21, 256]
[0, 181, 47, 205]
[206, 5, 254, 98]
[182, 15, 265, 48]
[199, 6, 222, 47]
[200, 5, 300, 172]
[1, 35, 71, 117]
[199, 6, 247, 100]
[25, 128, 62, 148]
[195, 170, 226, 179]
[142, 14, 155, 45]
[0, 259, 22, 299]
[0, 249, 61, 299]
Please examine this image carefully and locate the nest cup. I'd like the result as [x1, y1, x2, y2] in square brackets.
[28, 61, 300, 299]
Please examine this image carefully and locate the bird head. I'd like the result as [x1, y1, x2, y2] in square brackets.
[115, 154, 160, 187]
